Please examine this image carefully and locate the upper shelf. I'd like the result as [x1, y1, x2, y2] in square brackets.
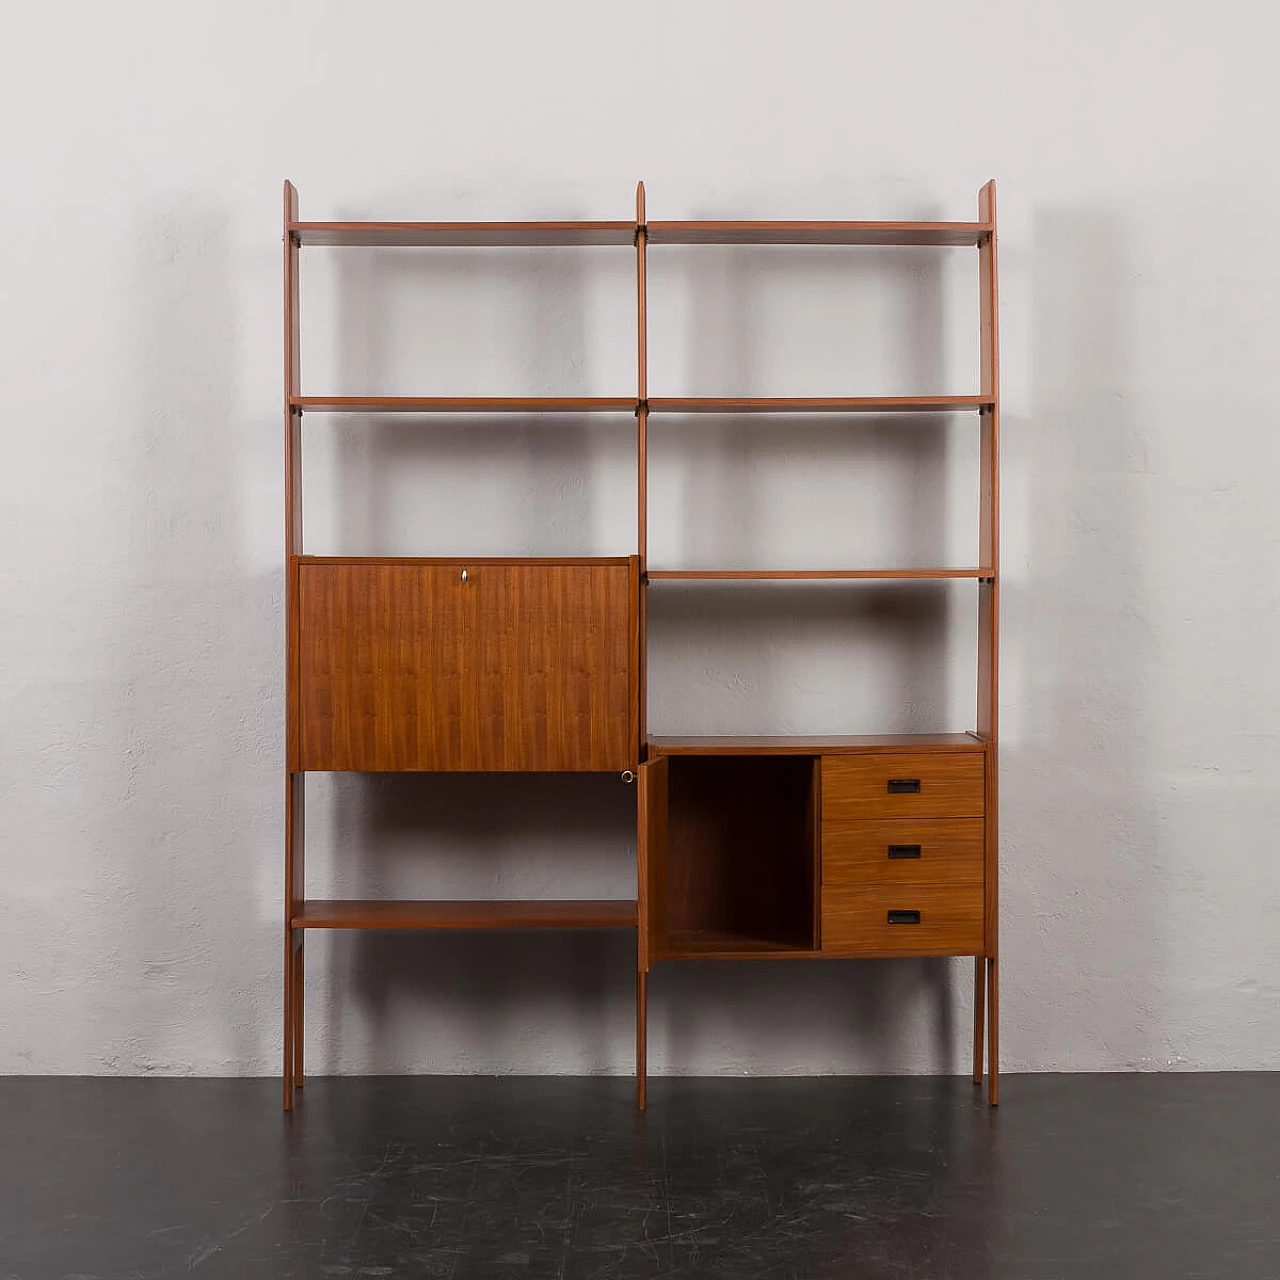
[291, 396, 637, 414]
[292, 396, 992, 416]
[290, 222, 635, 247]
[647, 221, 991, 247]
[289, 220, 991, 248]
[648, 396, 994, 414]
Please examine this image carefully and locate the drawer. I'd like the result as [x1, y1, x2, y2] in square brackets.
[822, 884, 984, 955]
[823, 818, 984, 887]
[822, 752, 984, 820]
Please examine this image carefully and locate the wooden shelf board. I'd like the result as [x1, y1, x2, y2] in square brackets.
[648, 396, 994, 414]
[296, 555, 631, 567]
[291, 222, 635, 247]
[292, 396, 637, 415]
[647, 221, 991, 247]
[659, 944, 985, 961]
[294, 899, 638, 930]
[649, 734, 985, 756]
[646, 568, 993, 581]
[661, 929, 815, 959]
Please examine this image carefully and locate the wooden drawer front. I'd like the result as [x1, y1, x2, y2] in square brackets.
[823, 884, 984, 955]
[822, 752, 984, 821]
[823, 818, 984, 888]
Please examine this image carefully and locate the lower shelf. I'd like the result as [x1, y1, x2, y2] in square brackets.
[661, 929, 816, 960]
[293, 899, 638, 930]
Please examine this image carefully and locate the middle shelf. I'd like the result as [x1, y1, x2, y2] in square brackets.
[646, 568, 992, 580]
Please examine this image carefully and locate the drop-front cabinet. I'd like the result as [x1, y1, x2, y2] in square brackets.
[295, 558, 640, 773]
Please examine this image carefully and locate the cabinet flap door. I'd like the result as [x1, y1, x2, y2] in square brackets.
[639, 757, 669, 968]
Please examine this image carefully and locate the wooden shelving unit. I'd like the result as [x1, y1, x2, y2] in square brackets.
[282, 179, 1001, 1112]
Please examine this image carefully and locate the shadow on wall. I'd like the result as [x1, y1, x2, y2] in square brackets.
[311, 243, 637, 1075]
[1010, 209, 1159, 1069]
[306, 228, 983, 1077]
[115, 203, 278, 1072]
[650, 241, 961, 1075]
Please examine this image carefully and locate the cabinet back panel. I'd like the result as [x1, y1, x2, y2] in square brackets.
[666, 756, 818, 946]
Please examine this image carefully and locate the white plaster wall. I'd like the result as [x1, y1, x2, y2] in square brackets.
[2, 0, 1278, 1077]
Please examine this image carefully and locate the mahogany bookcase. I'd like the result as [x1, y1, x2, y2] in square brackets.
[282, 181, 1000, 1110]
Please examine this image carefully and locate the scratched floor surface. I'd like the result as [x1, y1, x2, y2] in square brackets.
[1, 1074, 1277, 1279]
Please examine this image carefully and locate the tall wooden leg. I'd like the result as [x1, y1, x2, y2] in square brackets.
[293, 935, 304, 1090]
[284, 772, 304, 1110]
[636, 968, 648, 1112]
[987, 956, 999, 1106]
[283, 926, 295, 1111]
[972, 957, 986, 1085]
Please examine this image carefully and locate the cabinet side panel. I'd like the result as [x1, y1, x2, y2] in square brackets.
[639, 756, 669, 968]
[298, 564, 466, 770]
[470, 563, 633, 771]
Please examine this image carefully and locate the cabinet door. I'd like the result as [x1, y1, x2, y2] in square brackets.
[638, 757, 669, 969]
[298, 563, 466, 770]
[466, 562, 633, 771]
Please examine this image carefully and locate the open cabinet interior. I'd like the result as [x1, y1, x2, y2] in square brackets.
[656, 755, 819, 956]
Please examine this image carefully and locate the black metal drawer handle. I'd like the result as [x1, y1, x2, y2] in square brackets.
[887, 779, 921, 794]
[887, 845, 922, 860]
[887, 910, 921, 925]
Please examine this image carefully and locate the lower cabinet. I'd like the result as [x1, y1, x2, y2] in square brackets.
[641, 744, 988, 959]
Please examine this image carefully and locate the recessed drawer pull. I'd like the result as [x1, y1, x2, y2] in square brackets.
[887, 909, 921, 925]
[887, 778, 921, 794]
[887, 844, 922, 860]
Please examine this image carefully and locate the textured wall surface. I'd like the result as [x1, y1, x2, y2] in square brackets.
[2, 0, 1278, 1077]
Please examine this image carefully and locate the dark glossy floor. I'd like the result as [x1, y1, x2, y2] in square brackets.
[2, 1074, 1277, 1279]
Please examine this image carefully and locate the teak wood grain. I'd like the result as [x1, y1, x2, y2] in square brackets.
[293, 899, 637, 929]
[822, 753, 986, 820]
[291, 221, 636, 247]
[822, 818, 985, 888]
[647, 221, 991, 246]
[638, 757, 668, 969]
[293, 396, 637, 415]
[646, 568, 991, 581]
[977, 180, 1000, 1104]
[282, 182, 303, 1110]
[650, 734, 983, 755]
[298, 560, 635, 771]
[822, 884, 985, 954]
[647, 396, 994, 414]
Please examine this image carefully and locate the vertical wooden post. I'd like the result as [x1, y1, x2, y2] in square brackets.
[972, 958, 985, 1084]
[634, 181, 649, 1111]
[636, 970, 648, 1111]
[977, 180, 1000, 1106]
[987, 956, 999, 1105]
[283, 181, 304, 1110]
[636, 180, 648, 564]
